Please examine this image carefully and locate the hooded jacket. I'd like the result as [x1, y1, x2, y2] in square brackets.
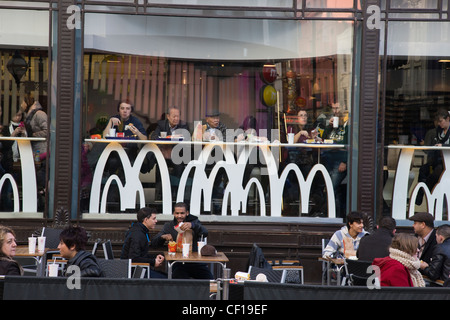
[151, 214, 208, 252]
[121, 222, 159, 266]
[66, 250, 104, 278]
[372, 256, 413, 287]
[323, 226, 367, 259]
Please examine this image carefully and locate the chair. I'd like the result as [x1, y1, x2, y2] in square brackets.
[91, 239, 102, 256]
[132, 265, 147, 279]
[97, 258, 131, 278]
[269, 259, 304, 284]
[343, 259, 373, 286]
[131, 262, 151, 279]
[102, 240, 114, 260]
[248, 265, 287, 283]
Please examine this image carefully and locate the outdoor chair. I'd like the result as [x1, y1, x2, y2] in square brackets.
[343, 258, 373, 286]
[102, 240, 114, 260]
[248, 265, 287, 283]
[97, 258, 131, 278]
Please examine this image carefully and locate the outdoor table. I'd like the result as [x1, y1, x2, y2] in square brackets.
[15, 246, 49, 276]
[318, 257, 345, 286]
[164, 251, 229, 279]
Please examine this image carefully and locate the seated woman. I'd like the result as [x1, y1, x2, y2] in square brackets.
[372, 233, 425, 287]
[58, 226, 104, 277]
[0, 225, 23, 275]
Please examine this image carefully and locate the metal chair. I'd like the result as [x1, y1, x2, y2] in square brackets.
[97, 258, 131, 278]
[248, 265, 287, 283]
[102, 240, 114, 260]
[343, 258, 373, 286]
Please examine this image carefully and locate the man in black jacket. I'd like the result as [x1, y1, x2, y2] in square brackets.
[420, 224, 450, 283]
[120, 207, 167, 278]
[409, 212, 437, 264]
[357, 216, 396, 262]
[151, 202, 213, 279]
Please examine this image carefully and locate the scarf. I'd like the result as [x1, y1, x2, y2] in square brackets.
[389, 248, 425, 287]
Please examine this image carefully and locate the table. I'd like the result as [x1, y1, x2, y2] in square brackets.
[164, 251, 229, 280]
[15, 246, 49, 276]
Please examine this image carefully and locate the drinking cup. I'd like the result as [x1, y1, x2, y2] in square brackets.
[28, 237, 36, 254]
[197, 241, 206, 255]
[288, 133, 295, 144]
[48, 263, 58, 277]
[38, 236, 46, 253]
[182, 243, 190, 258]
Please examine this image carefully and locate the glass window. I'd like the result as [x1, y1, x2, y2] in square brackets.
[383, 21, 450, 221]
[81, 14, 354, 219]
[0, 9, 49, 215]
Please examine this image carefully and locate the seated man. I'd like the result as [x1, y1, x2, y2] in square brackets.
[202, 110, 228, 141]
[357, 216, 396, 261]
[120, 207, 167, 278]
[420, 224, 450, 283]
[151, 202, 213, 279]
[323, 211, 368, 259]
[58, 226, 104, 278]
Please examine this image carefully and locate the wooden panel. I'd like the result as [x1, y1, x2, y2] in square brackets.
[357, 0, 381, 217]
[53, 0, 76, 213]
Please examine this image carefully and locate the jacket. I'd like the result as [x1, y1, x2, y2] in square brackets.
[65, 250, 104, 278]
[0, 257, 23, 276]
[150, 119, 190, 140]
[151, 214, 208, 252]
[357, 228, 394, 261]
[419, 229, 437, 264]
[372, 256, 413, 287]
[121, 222, 159, 266]
[421, 237, 450, 282]
[323, 226, 368, 259]
[25, 107, 48, 154]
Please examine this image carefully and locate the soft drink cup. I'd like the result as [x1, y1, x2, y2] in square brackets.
[28, 237, 36, 254]
[48, 263, 58, 277]
[288, 133, 295, 144]
[333, 116, 339, 128]
[38, 236, 46, 253]
[197, 241, 206, 255]
[109, 128, 116, 137]
[182, 243, 190, 258]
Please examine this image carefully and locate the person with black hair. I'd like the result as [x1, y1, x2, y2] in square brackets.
[58, 225, 104, 277]
[420, 224, 450, 283]
[322, 211, 368, 259]
[409, 212, 437, 264]
[151, 202, 213, 279]
[357, 216, 396, 261]
[120, 207, 167, 278]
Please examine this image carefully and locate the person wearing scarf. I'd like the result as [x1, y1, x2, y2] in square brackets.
[373, 233, 425, 287]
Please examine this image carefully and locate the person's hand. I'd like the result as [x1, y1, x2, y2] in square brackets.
[109, 117, 121, 127]
[161, 234, 173, 241]
[420, 260, 428, 269]
[180, 222, 192, 231]
[155, 254, 164, 267]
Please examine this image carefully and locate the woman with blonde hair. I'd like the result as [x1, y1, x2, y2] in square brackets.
[0, 225, 23, 275]
[372, 233, 425, 287]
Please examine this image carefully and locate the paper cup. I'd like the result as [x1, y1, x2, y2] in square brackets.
[197, 241, 206, 255]
[109, 128, 116, 137]
[48, 263, 58, 277]
[333, 116, 339, 128]
[182, 243, 190, 258]
[38, 236, 46, 253]
[28, 237, 36, 254]
[160, 131, 167, 138]
[288, 133, 295, 144]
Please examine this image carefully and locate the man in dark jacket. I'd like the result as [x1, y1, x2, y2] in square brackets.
[58, 226, 104, 278]
[420, 224, 450, 283]
[151, 202, 213, 279]
[121, 207, 167, 278]
[357, 216, 396, 261]
[409, 212, 437, 264]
